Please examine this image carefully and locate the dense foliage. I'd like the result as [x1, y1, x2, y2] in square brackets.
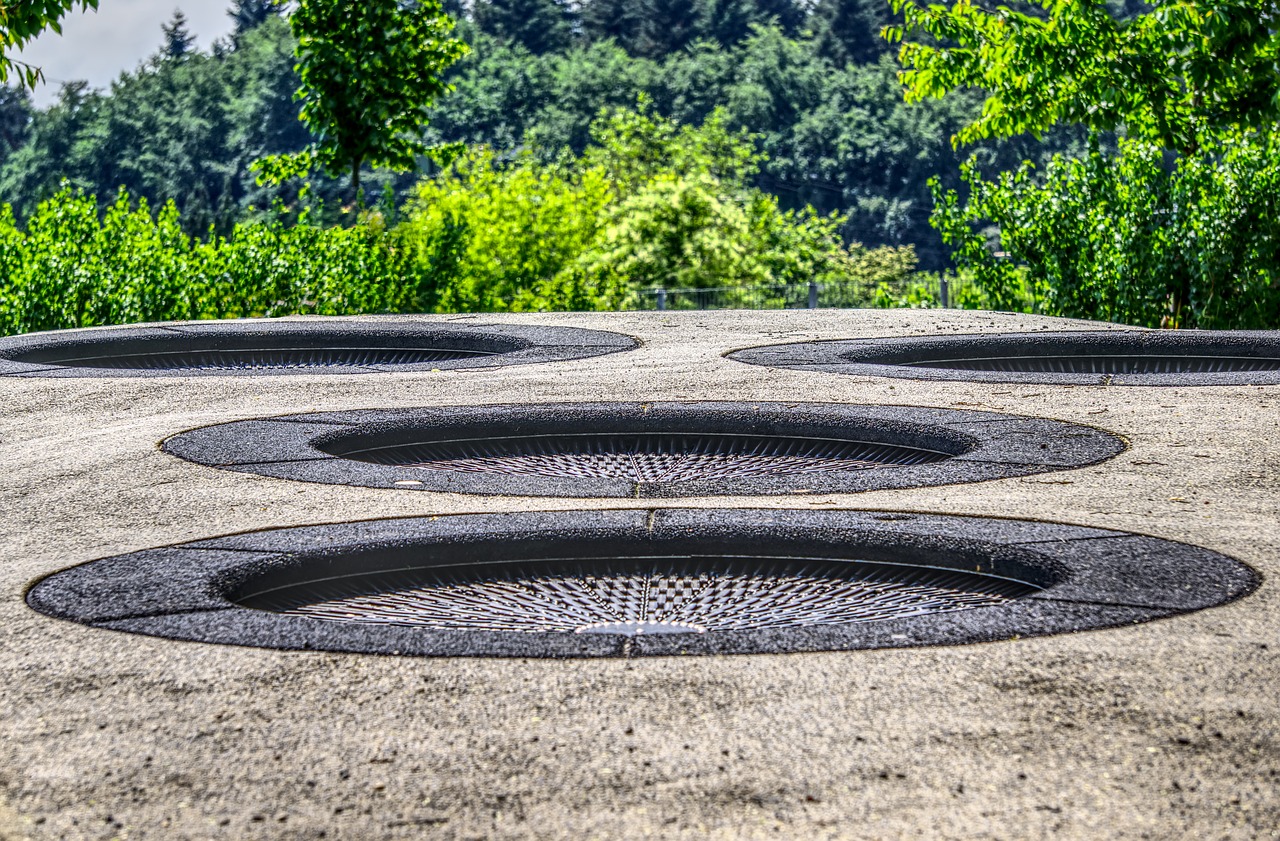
[0, 108, 915, 335]
[427, 25, 1073, 267]
[932, 129, 1280, 329]
[1, 0, 1276, 330]
[893, 0, 1280, 328]
[0, 188, 407, 335]
[405, 106, 913, 312]
[254, 0, 468, 199]
[892, 0, 1280, 154]
[1, 15, 314, 236]
[0, 1, 1069, 264]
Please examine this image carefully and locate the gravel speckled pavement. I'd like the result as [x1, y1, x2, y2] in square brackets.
[2, 310, 1278, 839]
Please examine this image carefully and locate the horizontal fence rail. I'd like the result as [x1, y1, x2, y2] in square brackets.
[629, 276, 984, 311]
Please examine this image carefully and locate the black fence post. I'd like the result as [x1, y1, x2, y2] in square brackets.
[939, 276, 950, 309]
[656, 288, 667, 311]
[808, 281, 818, 309]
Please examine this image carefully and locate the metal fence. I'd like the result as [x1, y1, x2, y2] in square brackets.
[630, 275, 982, 311]
[634, 282, 831, 311]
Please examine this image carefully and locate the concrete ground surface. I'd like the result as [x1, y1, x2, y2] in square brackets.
[1, 309, 1277, 840]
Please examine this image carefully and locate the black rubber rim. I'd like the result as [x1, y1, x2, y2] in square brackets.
[727, 330, 1280, 386]
[0, 321, 637, 377]
[160, 402, 1126, 498]
[25, 509, 1259, 658]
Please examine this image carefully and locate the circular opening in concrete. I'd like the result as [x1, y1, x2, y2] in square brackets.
[14, 337, 495, 371]
[0, 321, 636, 377]
[27, 510, 1257, 657]
[324, 432, 953, 482]
[161, 402, 1126, 497]
[728, 331, 1280, 386]
[235, 555, 1036, 634]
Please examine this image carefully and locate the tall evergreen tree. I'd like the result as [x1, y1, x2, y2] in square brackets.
[0, 87, 33, 168]
[473, 0, 575, 54]
[0, 81, 98, 216]
[0, 21, 318, 232]
[161, 10, 197, 60]
[745, 0, 805, 36]
[810, 0, 897, 66]
[229, 0, 285, 41]
[699, 0, 806, 47]
[645, 0, 704, 55]
[580, 0, 652, 53]
[581, 0, 706, 58]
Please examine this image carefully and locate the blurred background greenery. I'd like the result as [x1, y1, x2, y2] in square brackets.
[0, 0, 1275, 334]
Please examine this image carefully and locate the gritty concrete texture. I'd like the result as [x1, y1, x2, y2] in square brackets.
[27, 509, 1257, 657]
[730, 328, 1280, 385]
[159, 402, 1124, 498]
[2, 310, 1279, 839]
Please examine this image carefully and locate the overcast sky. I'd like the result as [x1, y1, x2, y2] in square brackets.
[17, 1, 237, 107]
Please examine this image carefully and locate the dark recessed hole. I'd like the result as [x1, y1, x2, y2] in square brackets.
[0, 321, 636, 377]
[902, 354, 1280, 376]
[26, 510, 1258, 657]
[235, 556, 1037, 634]
[162, 402, 1126, 497]
[728, 331, 1280, 386]
[19, 343, 494, 371]
[326, 432, 954, 483]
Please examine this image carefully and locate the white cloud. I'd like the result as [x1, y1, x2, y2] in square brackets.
[16, 1, 238, 106]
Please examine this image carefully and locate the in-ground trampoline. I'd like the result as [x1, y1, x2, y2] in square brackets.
[27, 509, 1258, 658]
[728, 330, 1280, 386]
[160, 402, 1126, 497]
[0, 320, 636, 377]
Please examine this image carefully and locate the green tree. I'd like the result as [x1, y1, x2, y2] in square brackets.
[402, 147, 621, 312]
[255, 0, 469, 202]
[580, 0, 652, 52]
[656, 30, 1030, 263]
[0, 0, 99, 88]
[229, 0, 285, 37]
[888, 0, 1280, 153]
[473, 0, 575, 54]
[0, 81, 98, 215]
[0, 86, 32, 168]
[579, 0, 706, 58]
[525, 40, 659, 151]
[931, 131, 1280, 328]
[810, 0, 899, 66]
[161, 10, 197, 60]
[402, 106, 913, 311]
[888, 0, 1280, 325]
[223, 16, 318, 219]
[425, 33, 552, 149]
[685, 0, 806, 48]
[0, 19, 317, 234]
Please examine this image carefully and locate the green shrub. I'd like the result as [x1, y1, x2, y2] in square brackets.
[931, 131, 1280, 328]
[0, 107, 922, 335]
[0, 187, 408, 336]
[0, 190, 192, 334]
[400, 148, 621, 312]
[187, 214, 408, 319]
[400, 106, 916, 312]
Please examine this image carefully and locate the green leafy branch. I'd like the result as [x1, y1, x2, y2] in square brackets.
[886, 0, 1280, 153]
[0, 1, 101, 88]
